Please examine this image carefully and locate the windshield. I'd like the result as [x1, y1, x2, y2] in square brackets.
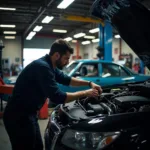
[63, 62, 79, 74]
[126, 67, 138, 75]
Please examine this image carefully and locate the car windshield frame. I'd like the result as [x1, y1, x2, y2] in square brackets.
[63, 61, 79, 75]
[125, 67, 139, 75]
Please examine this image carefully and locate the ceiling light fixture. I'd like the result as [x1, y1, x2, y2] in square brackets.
[92, 39, 100, 43]
[74, 33, 85, 38]
[0, 7, 16, 11]
[82, 41, 91, 45]
[28, 31, 36, 37]
[53, 29, 67, 33]
[0, 24, 16, 28]
[42, 16, 54, 24]
[5, 36, 15, 39]
[33, 26, 43, 32]
[26, 31, 36, 40]
[89, 28, 99, 33]
[3, 31, 16, 34]
[114, 34, 121, 38]
[64, 37, 72, 42]
[26, 36, 33, 40]
[84, 35, 95, 39]
[57, 0, 75, 9]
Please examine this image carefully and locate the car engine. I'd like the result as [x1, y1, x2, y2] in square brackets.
[60, 82, 150, 120]
[79, 90, 150, 116]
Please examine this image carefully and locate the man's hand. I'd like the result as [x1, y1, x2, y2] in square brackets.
[85, 89, 99, 97]
[90, 82, 103, 95]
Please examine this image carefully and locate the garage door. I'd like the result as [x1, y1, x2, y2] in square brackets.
[23, 48, 49, 67]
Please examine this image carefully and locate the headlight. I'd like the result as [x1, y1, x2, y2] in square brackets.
[61, 129, 120, 150]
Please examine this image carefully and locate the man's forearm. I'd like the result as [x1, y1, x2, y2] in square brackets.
[70, 77, 90, 87]
[64, 85, 101, 103]
[65, 91, 86, 103]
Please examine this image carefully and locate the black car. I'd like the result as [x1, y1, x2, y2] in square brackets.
[44, 0, 150, 150]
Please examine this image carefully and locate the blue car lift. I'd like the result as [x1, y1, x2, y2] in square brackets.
[99, 22, 113, 61]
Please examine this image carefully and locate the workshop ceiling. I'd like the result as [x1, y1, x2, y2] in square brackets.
[0, 0, 149, 40]
[0, 0, 98, 39]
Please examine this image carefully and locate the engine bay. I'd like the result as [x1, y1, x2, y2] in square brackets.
[60, 82, 150, 120]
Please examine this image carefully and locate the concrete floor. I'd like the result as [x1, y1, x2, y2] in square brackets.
[0, 118, 49, 150]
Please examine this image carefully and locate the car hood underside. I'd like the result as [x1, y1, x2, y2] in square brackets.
[91, 0, 150, 70]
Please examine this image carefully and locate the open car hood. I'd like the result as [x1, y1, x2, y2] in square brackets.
[91, 0, 150, 70]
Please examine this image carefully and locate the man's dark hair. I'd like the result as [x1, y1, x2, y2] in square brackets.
[49, 39, 74, 56]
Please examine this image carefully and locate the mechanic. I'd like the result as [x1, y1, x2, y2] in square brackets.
[3, 39, 102, 150]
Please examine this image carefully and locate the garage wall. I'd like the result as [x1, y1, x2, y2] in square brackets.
[0, 35, 139, 68]
[112, 38, 120, 62]
[112, 39, 139, 64]
[0, 35, 85, 68]
[0, 36, 22, 65]
[81, 39, 120, 60]
[121, 40, 138, 63]
[80, 38, 139, 64]
[24, 36, 84, 59]
[82, 43, 99, 59]
[70, 42, 84, 59]
[24, 36, 56, 49]
[24, 36, 86, 64]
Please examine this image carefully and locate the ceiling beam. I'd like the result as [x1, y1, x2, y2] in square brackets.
[62, 15, 104, 25]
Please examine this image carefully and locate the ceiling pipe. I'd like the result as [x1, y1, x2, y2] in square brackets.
[23, 0, 55, 38]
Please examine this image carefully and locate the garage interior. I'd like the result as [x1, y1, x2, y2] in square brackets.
[0, 0, 149, 74]
[0, 0, 150, 150]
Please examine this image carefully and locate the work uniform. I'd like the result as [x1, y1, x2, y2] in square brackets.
[3, 54, 71, 150]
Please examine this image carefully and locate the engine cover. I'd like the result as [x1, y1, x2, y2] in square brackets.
[114, 96, 150, 108]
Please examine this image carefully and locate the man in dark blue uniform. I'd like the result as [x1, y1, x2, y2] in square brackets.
[3, 39, 102, 150]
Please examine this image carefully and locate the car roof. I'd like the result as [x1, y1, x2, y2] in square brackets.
[75, 59, 119, 65]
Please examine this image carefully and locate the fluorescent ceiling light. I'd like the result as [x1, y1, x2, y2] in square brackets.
[26, 31, 36, 40]
[74, 33, 85, 38]
[0, 7, 16, 11]
[33, 26, 43, 32]
[82, 41, 91, 45]
[114, 35, 121, 38]
[3, 31, 16, 34]
[64, 37, 72, 41]
[89, 28, 99, 33]
[92, 38, 100, 43]
[57, 0, 75, 9]
[84, 35, 95, 39]
[72, 40, 77, 43]
[53, 29, 67, 33]
[42, 16, 54, 23]
[26, 36, 33, 40]
[28, 31, 36, 37]
[5, 36, 15, 39]
[0, 24, 16, 28]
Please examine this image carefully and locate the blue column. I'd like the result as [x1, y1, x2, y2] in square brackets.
[104, 22, 112, 61]
[99, 24, 104, 49]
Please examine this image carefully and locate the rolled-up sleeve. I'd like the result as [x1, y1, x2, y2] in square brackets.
[55, 68, 71, 86]
[37, 65, 67, 104]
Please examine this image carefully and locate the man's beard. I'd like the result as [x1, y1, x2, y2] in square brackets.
[56, 58, 64, 70]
